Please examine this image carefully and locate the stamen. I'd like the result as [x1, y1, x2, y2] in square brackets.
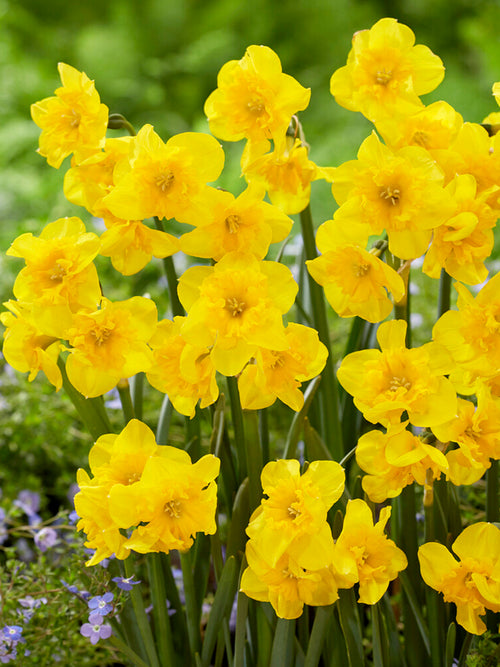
[380, 186, 400, 206]
[354, 262, 370, 277]
[225, 214, 241, 234]
[225, 297, 245, 317]
[389, 376, 411, 391]
[247, 99, 265, 114]
[164, 499, 182, 519]
[375, 69, 392, 85]
[155, 171, 175, 192]
[90, 328, 112, 346]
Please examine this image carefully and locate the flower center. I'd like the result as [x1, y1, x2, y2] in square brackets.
[225, 296, 246, 317]
[380, 186, 401, 206]
[155, 171, 175, 192]
[354, 262, 370, 277]
[50, 262, 67, 281]
[389, 376, 411, 391]
[375, 68, 392, 85]
[287, 505, 301, 519]
[247, 98, 265, 114]
[412, 130, 429, 147]
[225, 214, 241, 234]
[90, 327, 112, 346]
[65, 108, 81, 128]
[270, 351, 286, 369]
[127, 472, 141, 485]
[164, 499, 182, 518]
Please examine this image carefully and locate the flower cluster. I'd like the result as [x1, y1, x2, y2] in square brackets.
[80, 593, 114, 645]
[240, 460, 407, 618]
[74, 419, 220, 565]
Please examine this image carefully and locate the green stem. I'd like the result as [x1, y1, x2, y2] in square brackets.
[58, 357, 112, 439]
[259, 409, 270, 464]
[130, 372, 144, 421]
[299, 204, 343, 460]
[153, 217, 184, 317]
[124, 556, 161, 667]
[180, 550, 202, 658]
[117, 380, 135, 422]
[147, 553, 176, 666]
[486, 459, 499, 522]
[109, 633, 151, 667]
[438, 268, 452, 317]
[156, 394, 173, 446]
[304, 606, 333, 667]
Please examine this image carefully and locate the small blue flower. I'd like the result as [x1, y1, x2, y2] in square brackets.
[112, 575, 141, 591]
[88, 592, 114, 616]
[80, 614, 112, 645]
[17, 596, 47, 621]
[1, 626, 23, 643]
[34, 527, 58, 552]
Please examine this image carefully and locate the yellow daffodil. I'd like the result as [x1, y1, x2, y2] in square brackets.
[419, 523, 500, 634]
[432, 385, 500, 469]
[1, 300, 62, 390]
[332, 131, 454, 259]
[423, 174, 497, 285]
[237, 322, 328, 411]
[246, 459, 344, 569]
[204, 45, 310, 154]
[330, 18, 444, 123]
[433, 273, 500, 391]
[99, 220, 179, 275]
[109, 450, 220, 554]
[31, 62, 108, 168]
[240, 540, 338, 620]
[7, 217, 101, 316]
[103, 124, 224, 223]
[146, 317, 219, 418]
[65, 296, 157, 397]
[179, 184, 292, 261]
[356, 421, 448, 502]
[178, 252, 298, 376]
[337, 319, 457, 427]
[307, 221, 405, 323]
[242, 137, 335, 215]
[333, 499, 408, 604]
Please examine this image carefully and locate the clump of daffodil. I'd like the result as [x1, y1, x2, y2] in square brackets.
[331, 131, 454, 260]
[237, 322, 328, 411]
[418, 522, 500, 635]
[31, 63, 109, 168]
[178, 251, 298, 377]
[204, 45, 310, 159]
[330, 18, 444, 123]
[306, 222, 405, 323]
[337, 319, 457, 428]
[64, 296, 157, 398]
[74, 419, 220, 564]
[103, 124, 225, 223]
[332, 499, 408, 604]
[356, 421, 448, 502]
[146, 316, 219, 418]
[179, 183, 292, 261]
[240, 459, 344, 619]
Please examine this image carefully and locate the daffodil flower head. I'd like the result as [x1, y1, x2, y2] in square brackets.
[330, 18, 444, 123]
[30, 63, 108, 168]
[237, 322, 328, 411]
[178, 252, 298, 376]
[333, 499, 408, 604]
[65, 296, 157, 398]
[337, 319, 457, 427]
[356, 421, 448, 502]
[240, 540, 339, 620]
[332, 131, 454, 260]
[419, 522, 500, 634]
[179, 184, 292, 261]
[103, 124, 225, 223]
[146, 317, 219, 418]
[7, 217, 102, 314]
[246, 459, 344, 570]
[204, 45, 310, 151]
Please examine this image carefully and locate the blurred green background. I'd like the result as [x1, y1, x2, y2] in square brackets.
[1, 0, 500, 502]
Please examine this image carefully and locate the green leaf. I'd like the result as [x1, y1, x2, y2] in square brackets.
[226, 477, 250, 560]
[270, 618, 296, 667]
[303, 418, 332, 461]
[201, 555, 240, 667]
[337, 589, 365, 667]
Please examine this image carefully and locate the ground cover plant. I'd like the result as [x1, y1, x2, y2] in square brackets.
[2, 13, 500, 667]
